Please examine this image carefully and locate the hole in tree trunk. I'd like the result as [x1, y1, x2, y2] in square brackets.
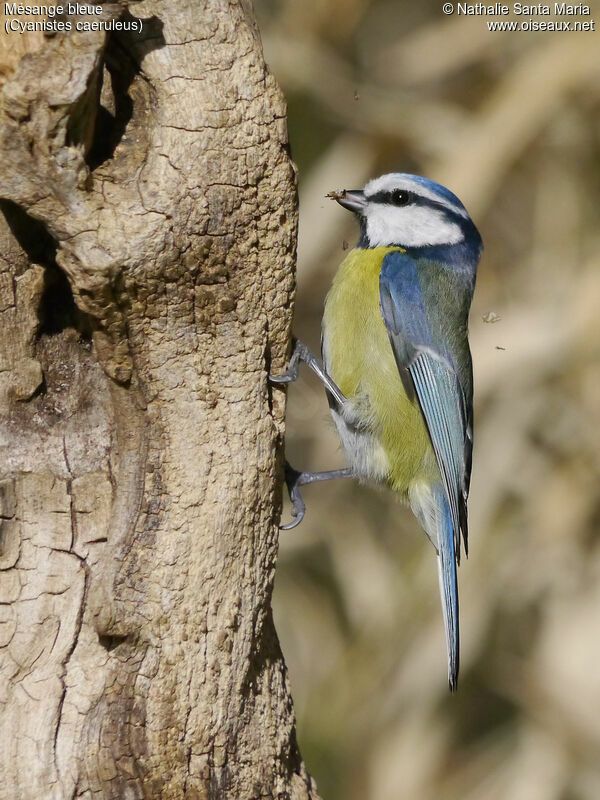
[0, 199, 92, 338]
[98, 633, 129, 651]
[86, 15, 166, 171]
[0, 199, 57, 266]
[38, 265, 92, 338]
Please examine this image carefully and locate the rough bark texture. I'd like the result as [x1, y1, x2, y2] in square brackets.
[0, 2, 318, 798]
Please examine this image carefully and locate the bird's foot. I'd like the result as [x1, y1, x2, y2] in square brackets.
[269, 339, 312, 385]
[280, 462, 353, 530]
[269, 339, 346, 406]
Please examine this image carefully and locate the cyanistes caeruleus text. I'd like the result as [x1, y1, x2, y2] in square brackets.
[272, 173, 483, 690]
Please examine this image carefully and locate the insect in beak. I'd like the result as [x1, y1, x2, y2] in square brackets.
[327, 189, 367, 213]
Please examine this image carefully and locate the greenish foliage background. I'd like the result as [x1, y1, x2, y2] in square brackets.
[255, 1, 600, 798]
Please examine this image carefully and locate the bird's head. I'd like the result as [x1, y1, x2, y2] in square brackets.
[329, 173, 481, 251]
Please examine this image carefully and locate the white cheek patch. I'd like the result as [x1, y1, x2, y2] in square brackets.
[365, 204, 464, 248]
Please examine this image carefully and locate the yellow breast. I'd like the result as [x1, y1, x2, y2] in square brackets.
[322, 247, 435, 494]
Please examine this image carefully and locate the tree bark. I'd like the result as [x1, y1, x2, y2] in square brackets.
[0, 2, 318, 798]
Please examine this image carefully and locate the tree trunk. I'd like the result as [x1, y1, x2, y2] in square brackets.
[0, 2, 318, 798]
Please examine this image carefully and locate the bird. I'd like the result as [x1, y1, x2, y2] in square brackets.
[271, 173, 483, 691]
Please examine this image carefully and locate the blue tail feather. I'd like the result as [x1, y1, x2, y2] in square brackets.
[433, 485, 460, 691]
[437, 487, 459, 692]
[409, 482, 460, 690]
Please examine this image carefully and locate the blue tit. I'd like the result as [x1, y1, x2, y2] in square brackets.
[272, 173, 482, 690]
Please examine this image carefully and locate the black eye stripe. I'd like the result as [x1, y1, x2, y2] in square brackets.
[366, 189, 414, 206]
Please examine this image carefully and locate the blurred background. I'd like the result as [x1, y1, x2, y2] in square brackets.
[254, 2, 600, 798]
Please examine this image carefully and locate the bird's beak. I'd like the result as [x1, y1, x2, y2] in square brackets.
[327, 189, 367, 214]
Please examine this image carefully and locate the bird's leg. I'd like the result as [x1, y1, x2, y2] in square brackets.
[271, 340, 352, 529]
[269, 339, 346, 407]
[281, 462, 353, 530]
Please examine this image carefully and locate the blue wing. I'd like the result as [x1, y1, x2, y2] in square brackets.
[380, 249, 473, 690]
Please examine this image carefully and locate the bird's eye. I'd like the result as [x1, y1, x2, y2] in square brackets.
[390, 189, 411, 206]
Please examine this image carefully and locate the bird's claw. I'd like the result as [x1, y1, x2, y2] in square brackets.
[278, 463, 353, 531]
[268, 341, 310, 385]
[268, 361, 299, 384]
[280, 463, 306, 530]
[280, 495, 306, 530]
